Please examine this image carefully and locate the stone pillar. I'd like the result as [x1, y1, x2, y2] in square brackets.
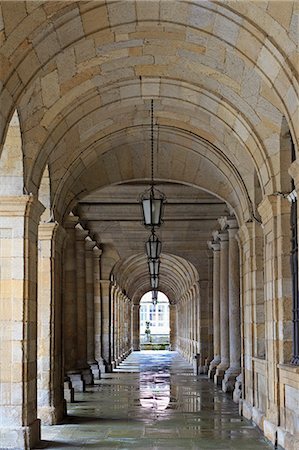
[207, 249, 214, 367]
[63, 216, 84, 392]
[127, 300, 132, 352]
[169, 304, 176, 350]
[100, 279, 112, 371]
[93, 248, 106, 373]
[110, 285, 116, 368]
[75, 225, 93, 384]
[223, 218, 241, 392]
[214, 230, 230, 385]
[85, 238, 99, 379]
[257, 195, 292, 445]
[0, 195, 44, 449]
[37, 222, 66, 425]
[198, 280, 209, 373]
[208, 239, 221, 379]
[132, 304, 140, 351]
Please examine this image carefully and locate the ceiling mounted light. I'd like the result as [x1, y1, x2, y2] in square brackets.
[140, 99, 166, 229]
[146, 231, 162, 260]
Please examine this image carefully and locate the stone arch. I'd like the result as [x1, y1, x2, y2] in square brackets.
[38, 164, 52, 222]
[0, 110, 24, 196]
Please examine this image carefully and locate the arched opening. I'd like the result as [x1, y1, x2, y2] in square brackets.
[140, 291, 170, 350]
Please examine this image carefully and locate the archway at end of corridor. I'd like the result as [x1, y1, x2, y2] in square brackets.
[139, 291, 170, 350]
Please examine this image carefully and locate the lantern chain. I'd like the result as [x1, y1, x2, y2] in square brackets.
[151, 99, 154, 187]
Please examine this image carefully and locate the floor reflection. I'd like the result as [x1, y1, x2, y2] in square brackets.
[36, 351, 273, 449]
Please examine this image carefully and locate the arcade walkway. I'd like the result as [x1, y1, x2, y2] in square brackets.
[37, 352, 272, 450]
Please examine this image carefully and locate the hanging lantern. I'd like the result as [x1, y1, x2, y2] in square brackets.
[139, 99, 166, 229]
[152, 289, 158, 305]
[148, 258, 160, 278]
[146, 231, 162, 259]
[140, 186, 165, 229]
[150, 275, 159, 289]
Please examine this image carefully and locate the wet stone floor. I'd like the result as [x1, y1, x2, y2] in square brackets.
[37, 351, 273, 450]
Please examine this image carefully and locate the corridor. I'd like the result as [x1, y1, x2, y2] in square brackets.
[37, 352, 272, 450]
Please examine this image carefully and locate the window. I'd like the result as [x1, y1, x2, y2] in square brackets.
[149, 305, 155, 323]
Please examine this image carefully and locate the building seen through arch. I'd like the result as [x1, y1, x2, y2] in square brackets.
[0, 1, 298, 449]
[140, 291, 170, 348]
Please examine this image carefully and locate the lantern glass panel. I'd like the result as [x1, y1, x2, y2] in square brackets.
[146, 234, 162, 259]
[142, 199, 152, 226]
[151, 198, 163, 226]
[152, 290, 158, 301]
[148, 259, 160, 277]
[151, 276, 159, 289]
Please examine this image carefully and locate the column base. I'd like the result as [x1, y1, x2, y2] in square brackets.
[214, 364, 229, 385]
[37, 403, 64, 425]
[233, 373, 242, 403]
[81, 367, 94, 385]
[277, 425, 299, 450]
[263, 418, 278, 446]
[67, 371, 85, 392]
[64, 377, 75, 402]
[222, 367, 241, 393]
[89, 361, 100, 380]
[0, 418, 40, 449]
[96, 357, 106, 374]
[207, 356, 221, 379]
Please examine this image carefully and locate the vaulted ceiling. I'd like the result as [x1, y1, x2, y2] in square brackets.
[0, 0, 297, 300]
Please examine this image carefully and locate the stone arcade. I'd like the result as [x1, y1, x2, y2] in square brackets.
[0, 1, 298, 449]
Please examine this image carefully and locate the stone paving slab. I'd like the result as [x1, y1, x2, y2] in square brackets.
[35, 351, 273, 450]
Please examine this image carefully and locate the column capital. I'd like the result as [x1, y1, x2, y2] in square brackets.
[93, 246, 102, 259]
[85, 236, 96, 251]
[38, 222, 67, 248]
[218, 216, 228, 231]
[227, 217, 238, 230]
[100, 279, 112, 288]
[212, 230, 220, 242]
[218, 231, 229, 242]
[207, 240, 220, 252]
[75, 224, 89, 240]
[258, 194, 290, 226]
[63, 213, 79, 229]
[0, 194, 45, 222]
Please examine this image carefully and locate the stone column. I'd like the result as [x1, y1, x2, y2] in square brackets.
[208, 239, 221, 379]
[85, 238, 100, 379]
[37, 222, 66, 425]
[206, 249, 214, 367]
[198, 280, 209, 373]
[93, 248, 106, 373]
[127, 300, 132, 353]
[257, 195, 292, 445]
[169, 304, 176, 350]
[132, 304, 140, 351]
[214, 230, 230, 385]
[110, 285, 116, 369]
[223, 218, 241, 392]
[63, 215, 84, 393]
[100, 279, 112, 371]
[0, 195, 44, 449]
[75, 225, 93, 384]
